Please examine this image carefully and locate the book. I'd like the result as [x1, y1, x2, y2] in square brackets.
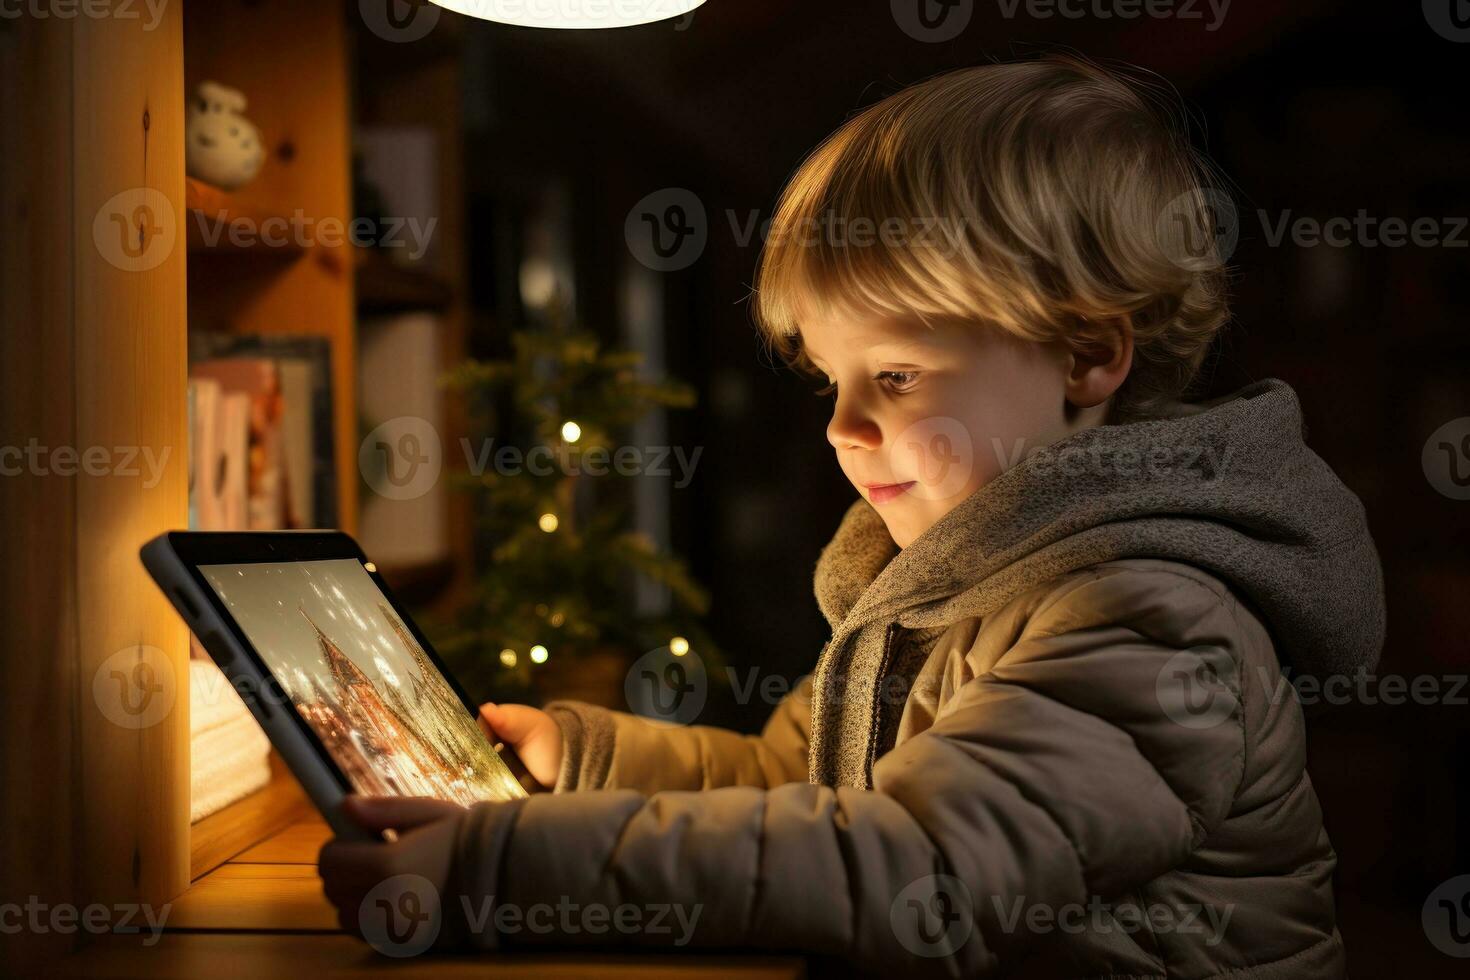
[190, 333, 337, 528]
[191, 358, 287, 531]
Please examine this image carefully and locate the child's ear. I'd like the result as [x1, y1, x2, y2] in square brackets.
[1063, 318, 1134, 410]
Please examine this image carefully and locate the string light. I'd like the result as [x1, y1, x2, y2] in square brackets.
[670, 636, 689, 656]
[529, 645, 549, 664]
[560, 420, 582, 443]
[499, 648, 517, 667]
[538, 513, 559, 533]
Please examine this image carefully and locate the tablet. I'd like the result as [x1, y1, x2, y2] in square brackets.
[141, 530, 531, 839]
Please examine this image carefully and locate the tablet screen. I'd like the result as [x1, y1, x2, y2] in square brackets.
[199, 557, 526, 806]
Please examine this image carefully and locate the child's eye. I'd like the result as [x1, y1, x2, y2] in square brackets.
[812, 372, 918, 397]
[877, 370, 920, 392]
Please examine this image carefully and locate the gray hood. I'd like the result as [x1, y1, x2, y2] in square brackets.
[811, 378, 1386, 756]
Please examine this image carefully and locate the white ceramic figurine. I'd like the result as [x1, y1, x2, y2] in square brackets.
[185, 81, 265, 190]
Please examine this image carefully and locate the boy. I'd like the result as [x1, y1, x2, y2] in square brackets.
[321, 55, 1383, 977]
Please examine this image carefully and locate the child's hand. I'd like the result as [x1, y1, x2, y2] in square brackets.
[478, 702, 563, 789]
[318, 795, 468, 953]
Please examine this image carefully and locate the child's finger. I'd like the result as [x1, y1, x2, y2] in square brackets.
[340, 794, 463, 832]
[478, 702, 545, 745]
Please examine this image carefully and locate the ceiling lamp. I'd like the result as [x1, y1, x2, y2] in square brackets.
[428, 0, 706, 29]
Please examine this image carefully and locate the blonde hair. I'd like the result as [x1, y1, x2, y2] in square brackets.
[751, 54, 1231, 421]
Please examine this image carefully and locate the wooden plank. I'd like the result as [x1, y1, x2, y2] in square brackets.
[190, 753, 313, 880]
[233, 817, 333, 865]
[69, 933, 807, 979]
[0, 13, 81, 969]
[166, 863, 338, 932]
[72, 4, 192, 919]
[1, 9, 190, 972]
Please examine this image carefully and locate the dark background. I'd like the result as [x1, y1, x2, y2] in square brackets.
[435, 1, 1468, 973]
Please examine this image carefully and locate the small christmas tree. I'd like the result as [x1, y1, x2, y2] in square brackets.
[433, 293, 719, 704]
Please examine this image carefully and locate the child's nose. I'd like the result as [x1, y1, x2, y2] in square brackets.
[826, 397, 882, 451]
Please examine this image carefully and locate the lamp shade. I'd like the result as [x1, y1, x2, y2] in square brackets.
[428, 0, 706, 29]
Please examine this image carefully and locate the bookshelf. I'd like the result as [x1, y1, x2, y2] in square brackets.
[183, 0, 358, 537]
[177, 0, 479, 881]
[170, 0, 359, 882]
[169, 0, 485, 884]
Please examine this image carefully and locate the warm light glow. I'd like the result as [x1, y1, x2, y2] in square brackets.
[428, 0, 706, 29]
[363, 562, 377, 573]
[519, 258, 557, 308]
[669, 636, 689, 656]
[539, 512, 560, 533]
[499, 648, 518, 667]
[529, 645, 549, 664]
[560, 420, 582, 443]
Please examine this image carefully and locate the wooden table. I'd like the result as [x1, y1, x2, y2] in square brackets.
[66, 817, 807, 978]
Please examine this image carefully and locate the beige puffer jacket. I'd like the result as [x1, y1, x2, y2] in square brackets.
[451, 379, 1385, 978]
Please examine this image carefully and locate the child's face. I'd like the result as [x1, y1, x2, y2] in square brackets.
[800, 311, 1079, 548]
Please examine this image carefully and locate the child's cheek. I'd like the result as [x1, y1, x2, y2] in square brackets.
[893, 414, 978, 503]
[889, 396, 999, 506]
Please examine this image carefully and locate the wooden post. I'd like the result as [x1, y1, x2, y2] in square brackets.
[0, 4, 189, 967]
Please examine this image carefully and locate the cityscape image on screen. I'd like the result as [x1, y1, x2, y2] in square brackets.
[200, 558, 526, 806]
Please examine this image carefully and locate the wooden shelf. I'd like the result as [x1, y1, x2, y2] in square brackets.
[355, 248, 455, 314]
[234, 817, 332, 864]
[189, 753, 312, 882]
[70, 933, 807, 979]
[182, 0, 360, 535]
[185, 176, 310, 257]
[170, 862, 338, 932]
[120, 816, 808, 975]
